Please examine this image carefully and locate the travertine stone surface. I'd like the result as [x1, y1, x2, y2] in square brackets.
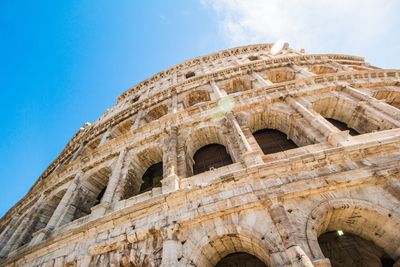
[0, 43, 399, 267]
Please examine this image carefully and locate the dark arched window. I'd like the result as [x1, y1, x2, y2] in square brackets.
[193, 144, 233, 175]
[326, 118, 359, 136]
[319, 231, 394, 267]
[140, 162, 163, 193]
[253, 129, 297, 154]
[216, 252, 267, 267]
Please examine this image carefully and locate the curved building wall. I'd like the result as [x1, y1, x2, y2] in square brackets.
[0, 43, 399, 267]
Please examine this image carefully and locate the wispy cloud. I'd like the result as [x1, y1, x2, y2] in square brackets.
[201, 0, 398, 57]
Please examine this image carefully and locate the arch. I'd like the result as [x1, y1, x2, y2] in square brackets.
[192, 144, 233, 175]
[318, 231, 395, 267]
[372, 89, 400, 109]
[109, 118, 133, 140]
[221, 77, 253, 94]
[253, 129, 298, 154]
[306, 198, 400, 261]
[139, 161, 163, 193]
[246, 107, 315, 148]
[72, 167, 112, 220]
[184, 89, 211, 108]
[120, 146, 163, 199]
[310, 94, 387, 134]
[308, 65, 338, 75]
[184, 125, 234, 176]
[266, 68, 296, 83]
[145, 104, 168, 123]
[17, 189, 67, 247]
[186, 224, 276, 267]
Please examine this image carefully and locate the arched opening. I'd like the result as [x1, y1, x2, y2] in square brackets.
[185, 90, 211, 107]
[266, 68, 296, 83]
[326, 118, 359, 136]
[145, 104, 168, 122]
[306, 199, 400, 266]
[215, 252, 267, 267]
[17, 189, 66, 247]
[139, 161, 163, 193]
[108, 118, 133, 140]
[118, 146, 164, 199]
[310, 95, 389, 134]
[71, 167, 112, 221]
[319, 231, 395, 267]
[253, 129, 298, 154]
[193, 144, 233, 175]
[308, 65, 337, 75]
[372, 90, 400, 109]
[222, 78, 253, 94]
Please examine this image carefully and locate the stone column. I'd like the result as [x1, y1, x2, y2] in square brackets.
[133, 109, 144, 130]
[160, 224, 181, 267]
[99, 128, 112, 146]
[91, 149, 127, 218]
[162, 126, 180, 194]
[285, 96, 348, 146]
[268, 200, 314, 267]
[225, 112, 263, 167]
[210, 80, 226, 99]
[251, 71, 274, 86]
[171, 92, 178, 114]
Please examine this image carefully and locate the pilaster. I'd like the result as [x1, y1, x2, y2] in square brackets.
[162, 126, 180, 194]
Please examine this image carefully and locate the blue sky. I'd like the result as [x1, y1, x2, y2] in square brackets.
[0, 0, 399, 217]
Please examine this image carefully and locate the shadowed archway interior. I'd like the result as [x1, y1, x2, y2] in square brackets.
[215, 252, 267, 267]
[319, 231, 395, 267]
[326, 118, 359, 136]
[139, 161, 163, 193]
[253, 129, 297, 154]
[193, 144, 233, 175]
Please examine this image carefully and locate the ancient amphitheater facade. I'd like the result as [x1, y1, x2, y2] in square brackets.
[1, 43, 400, 267]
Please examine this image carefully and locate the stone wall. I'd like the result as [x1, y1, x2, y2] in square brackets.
[0, 43, 399, 267]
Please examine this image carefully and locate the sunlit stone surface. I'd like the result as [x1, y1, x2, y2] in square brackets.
[0, 43, 399, 267]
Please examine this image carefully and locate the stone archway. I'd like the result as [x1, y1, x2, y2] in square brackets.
[185, 224, 279, 267]
[306, 199, 400, 264]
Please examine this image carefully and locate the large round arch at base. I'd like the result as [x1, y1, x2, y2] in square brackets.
[306, 199, 400, 262]
[185, 224, 280, 267]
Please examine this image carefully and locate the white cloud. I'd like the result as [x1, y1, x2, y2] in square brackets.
[201, 0, 398, 58]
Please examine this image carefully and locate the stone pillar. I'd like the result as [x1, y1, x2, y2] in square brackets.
[171, 92, 178, 114]
[285, 96, 348, 146]
[251, 71, 274, 86]
[99, 128, 112, 146]
[210, 80, 226, 98]
[160, 224, 181, 267]
[268, 200, 314, 267]
[91, 149, 127, 218]
[225, 112, 263, 167]
[162, 126, 180, 194]
[133, 109, 143, 130]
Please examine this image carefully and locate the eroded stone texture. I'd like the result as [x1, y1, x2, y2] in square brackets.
[0, 43, 399, 267]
